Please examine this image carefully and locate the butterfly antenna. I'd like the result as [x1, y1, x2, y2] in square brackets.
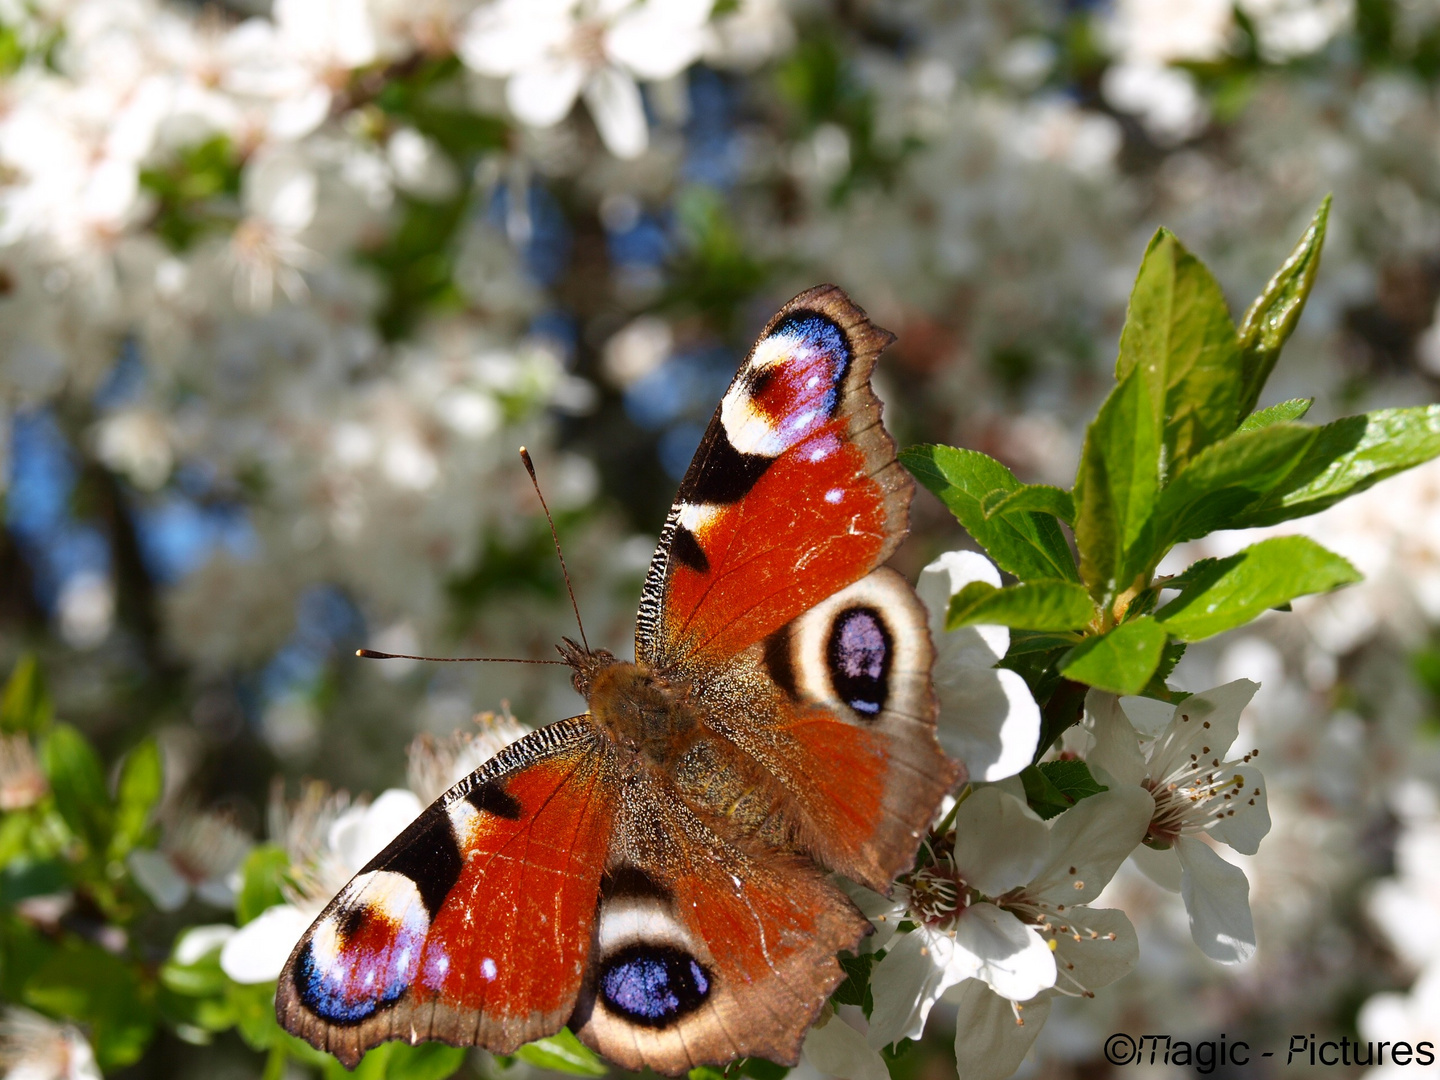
[356, 650, 568, 665]
[519, 446, 590, 654]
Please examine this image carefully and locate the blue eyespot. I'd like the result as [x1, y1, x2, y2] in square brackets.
[828, 606, 891, 718]
[598, 945, 712, 1028]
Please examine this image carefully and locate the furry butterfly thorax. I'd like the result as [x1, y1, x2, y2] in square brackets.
[276, 285, 963, 1074]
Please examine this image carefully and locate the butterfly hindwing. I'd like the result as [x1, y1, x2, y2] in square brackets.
[636, 285, 910, 675]
[276, 721, 616, 1068]
[570, 784, 870, 1074]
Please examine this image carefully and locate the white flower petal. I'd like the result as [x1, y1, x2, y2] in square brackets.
[1050, 906, 1138, 990]
[220, 904, 311, 983]
[919, 552, 1006, 664]
[1147, 679, 1256, 779]
[583, 66, 649, 159]
[605, 0, 712, 80]
[1118, 694, 1174, 738]
[1029, 785, 1153, 904]
[1082, 690, 1146, 786]
[950, 980, 1051, 1080]
[333, 789, 422, 871]
[1175, 835, 1256, 964]
[1204, 766, 1270, 855]
[174, 924, 237, 966]
[867, 928, 973, 1048]
[803, 1012, 889, 1080]
[507, 56, 588, 128]
[458, 0, 574, 76]
[953, 788, 1049, 897]
[127, 849, 190, 912]
[937, 667, 1040, 782]
[1129, 842, 1183, 891]
[836, 878, 905, 952]
[954, 903, 1057, 1001]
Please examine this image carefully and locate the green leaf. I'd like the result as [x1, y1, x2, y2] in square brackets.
[515, 1029, 609, 1076]
[690, 1068, 728, 1080]
[1236, 196, 1330, 417]
[39, 724, 112, 849]
[1058, 617, 1168, 695]
[739, 1059, 790, 1080]
[1237, 397, 1312, 433]
[1229, 407, 1440, 528]
[1155, 536, 1361, 641]
[900, 448, 1078, 583]
[382, 1041, 468, 1080]
[2, 655, 53, 733]
[236, 845, 291, 925]
[901, 446, 1078, 582]
[25, 942, 156, 1068]
[982, 484, 1076, 526]
[1116, 228, 1242, 470]
[1021, 761, 1107, 820]
[110, 738, 163, 858]
[1073, 369, 1161, 604]
[831, 952, 875, 1014]
[948, 580, 1095, 632]
[1150, 422, 1317, 549]
[0, 859, 68, 906]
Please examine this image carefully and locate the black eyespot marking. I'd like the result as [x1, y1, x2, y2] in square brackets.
[337, 903, 367, 940]
[467, 779, 522, 821]
[827, 606, 892, 718]
[374, 806, 462, 917]
[598, 944, 712, 1028]
[670, 525, 709, 574]
[604, 865, 672, 902]
[762, 624, 799, 701]
[684, 427, 773, 504]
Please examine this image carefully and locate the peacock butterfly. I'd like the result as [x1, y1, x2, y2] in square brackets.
[275, 285, 962, 1073]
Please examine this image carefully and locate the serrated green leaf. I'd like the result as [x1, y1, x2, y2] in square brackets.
[1005, 630, 1086, 656]
[1035, 759, 1108, 820]
[1, 655, 53, 733]
[1116, 229, 1242, 470]
[39, 724, 112, 850]
[236, 845, 290, 925]
[1237, 397, 1312, 432]
[1150, 422, 1317, 551]
[1230, 407, 1440, 528]
[982, 484, 1076, 526]
[1020, 764, 1071, 820]
[110, 738, 163, 859]
[901, 445, 1078, 582]
[515, 1029, 608, 1076]
[1073, 369, 1160, 605]
[25, 941, 156, 1068]
[1141, 640, 1188, 699]
[1058, 617, 1168, 695]
[1236, 196, 1329, 417]
[948, 580, 1095, 631]
[1155, 536, 1360, 641]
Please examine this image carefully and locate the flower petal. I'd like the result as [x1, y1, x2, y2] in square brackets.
[1147, 679, 1257, 779]
[220, 904, 311, 983]
[1049, 906, 1138, 991]
[174, 924, 237, 966]
[1029, 785, 1153, 904]
[950, 980, 1051, 1080]
[605, 0, 712, 80]
[331, 788, 422, 872]
[804, 1012, 890, 1080]
[938, 667, 1040, 781]
[1082, 690, 1146, 786]
[1175, 835, 1256, 964]
[954, 903, 1057, 1002]
[1130, 843, 1182, 891]
[954, 788, 1049, 897]
[1204, 766, 1271, 855]
[458, 0, 574, 76]
[836, 878, 905, 952]
[127, 849, 190, 913]
[507, 56, 587, 127]
[583, 66, 649, 159]
[1118, 694, 1175, 738]
[919, 552, 1006, 666]
[867, 928, 972, 1048]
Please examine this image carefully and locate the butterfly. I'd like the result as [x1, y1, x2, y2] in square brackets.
[275, 285, 962, 1073]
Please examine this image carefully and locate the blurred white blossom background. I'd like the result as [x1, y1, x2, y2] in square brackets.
[5, 0, 1440, 1076]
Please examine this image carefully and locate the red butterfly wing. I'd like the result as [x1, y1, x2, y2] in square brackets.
[276, 720, 615, 1067]
[635, 285, 910, 676]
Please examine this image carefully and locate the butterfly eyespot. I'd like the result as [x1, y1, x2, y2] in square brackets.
[598, 943, 712, 1028]
[827, 605, 893, 718]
